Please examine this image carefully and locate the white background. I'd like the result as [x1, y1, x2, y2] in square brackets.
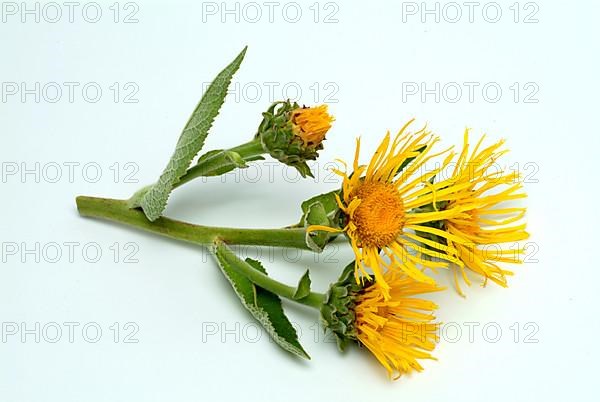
[1, 0, 598, 400]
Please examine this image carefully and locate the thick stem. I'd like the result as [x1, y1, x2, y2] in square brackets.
[216, 240, 326, 309]
[175, 138, 265, 188]
[76, 196, 312, 250]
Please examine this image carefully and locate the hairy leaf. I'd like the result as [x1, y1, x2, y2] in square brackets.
[212, 243, 310, 359]
[138, 47, 247, 220]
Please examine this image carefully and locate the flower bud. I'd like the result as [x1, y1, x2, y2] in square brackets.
[256, 101, 334, 177]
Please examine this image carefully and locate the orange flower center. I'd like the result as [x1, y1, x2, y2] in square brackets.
[351, 182, 405, 248]
[291, 105, 333, 147]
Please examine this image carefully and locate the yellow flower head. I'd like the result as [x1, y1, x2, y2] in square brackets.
[320, 264, 441, 379]
[356, 274, 441, 379]
[441, 131, 529, 295]
[309, 120, 468, 298]
[291, 105, 334, 147]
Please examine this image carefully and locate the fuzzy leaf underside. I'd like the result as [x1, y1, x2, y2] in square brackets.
[138, 47, 247, 221]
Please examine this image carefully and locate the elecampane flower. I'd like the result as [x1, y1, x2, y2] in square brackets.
[320, 263, 442, 379]
[308, 121, 479, 298]
[355, 273, 441, 379]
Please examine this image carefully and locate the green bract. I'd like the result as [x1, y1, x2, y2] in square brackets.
[320, 262, 365, 351]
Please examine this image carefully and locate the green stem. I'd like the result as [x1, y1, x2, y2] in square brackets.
[175, 138, 265, 188]
[76, 196, 312, 250]
[216, 240, 325, 309]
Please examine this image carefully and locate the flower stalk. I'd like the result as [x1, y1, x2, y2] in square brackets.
[175, 138, 266, 188]
[76, 196, 313, 250]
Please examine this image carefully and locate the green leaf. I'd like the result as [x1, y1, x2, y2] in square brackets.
[138, 47, 247, 221]
[212, 245, 310, 359]
[126, 184, 152, 209]
[301, 190, 340, 217]
[194, 149, 224, 167]
[293, 270, 312, 300]
[296, 190, 340, 227]
[192, 148, 263, 177]
[223, 151, 248, 168]
[304, 201, 332, 252]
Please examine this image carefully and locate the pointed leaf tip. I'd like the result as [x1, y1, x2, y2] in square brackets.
[293, 270, 312, 300]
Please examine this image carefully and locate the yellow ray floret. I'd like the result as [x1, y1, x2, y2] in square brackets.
[442, 130, 529, 295]
[291, 105, 334, 147]
[354, 272, 442, 379]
